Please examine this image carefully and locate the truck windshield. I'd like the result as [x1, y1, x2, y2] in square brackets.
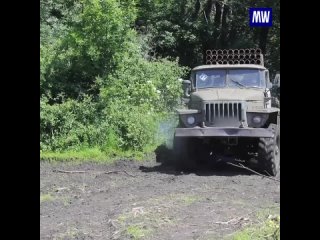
[228, 69, 265, 88]
[195, 69, 265, 89]
[195, 70, 226, 88]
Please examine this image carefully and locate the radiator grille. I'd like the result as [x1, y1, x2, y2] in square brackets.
[205, 102, 245, 126]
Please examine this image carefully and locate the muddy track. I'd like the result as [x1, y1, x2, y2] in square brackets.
[40, 158, 280, 240]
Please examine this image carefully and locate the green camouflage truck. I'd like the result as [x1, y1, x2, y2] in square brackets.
[174, 48, 280, 176]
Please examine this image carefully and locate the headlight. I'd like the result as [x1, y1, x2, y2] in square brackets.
[246, 113, 269, 128]
[179, 112, 200, 127]
[187, 116, 195, 125]
[252, 116, 262, 124]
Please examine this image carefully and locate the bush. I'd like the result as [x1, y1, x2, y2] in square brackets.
[40, 96, 111, 151]
[99, 55, 188, 151]
[40, 0, 189, 157]
[40, 56, 188, 153]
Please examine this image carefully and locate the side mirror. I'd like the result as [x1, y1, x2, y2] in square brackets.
[273, 74, 280, 87]
[178, 78, 191, 97]
[267, 82, 273, 89]
[182, 80, 191, 84]
[178, 78, 191, 84]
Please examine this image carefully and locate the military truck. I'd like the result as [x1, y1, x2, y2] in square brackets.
[174, 48, 280, 176]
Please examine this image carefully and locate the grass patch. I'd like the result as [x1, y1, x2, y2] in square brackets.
[40, 146, 157, 162]
[113, 193, 201, 239]
[127, 225, 151, 240]
[53, 227, 82, 240]
[231, 216, 280, 240]
[41, 148, 114, 162]
[228, 207, 280, 240]
[180, 195, 202, 205]
[60, 196, 72, 206]
[115, 200, 177, 239]
[40, 193, 55, 203]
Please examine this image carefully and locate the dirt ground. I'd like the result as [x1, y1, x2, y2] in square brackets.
[40, 154, 280, 240]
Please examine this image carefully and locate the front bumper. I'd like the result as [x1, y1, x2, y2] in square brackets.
[175, 127, 274, 138]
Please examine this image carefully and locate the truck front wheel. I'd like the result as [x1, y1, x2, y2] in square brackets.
[257, 124, 280, 177]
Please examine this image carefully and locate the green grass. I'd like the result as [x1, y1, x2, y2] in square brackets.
[40, 146, 156, 162]
[41, 148, 114, 162]
[228, 207, 280, 240]
[178, 195, 202, 205]
[115, 194, 180, 240]
[231, 216, 280, 240]
[54, 227, 81, 240]
[40, 193, 55, 203]
[126, 225, 151, 240]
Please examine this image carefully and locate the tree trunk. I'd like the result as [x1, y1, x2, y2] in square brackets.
[192, 0, 201, 20]
[204, 0, 214, 22]
[259, 27, 269, 54]
[213, 1, 222, 48]
[220, 4, 229, 48]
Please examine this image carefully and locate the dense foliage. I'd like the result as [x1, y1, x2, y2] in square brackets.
[136, 0, 279, 77]
[40, 0, 280, 155]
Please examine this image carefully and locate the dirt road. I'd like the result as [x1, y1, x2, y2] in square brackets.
[40, 157, 280, 240]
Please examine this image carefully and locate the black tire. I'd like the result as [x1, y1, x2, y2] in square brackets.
[257, 124, 280, 177]
[173, 137, 197, 171]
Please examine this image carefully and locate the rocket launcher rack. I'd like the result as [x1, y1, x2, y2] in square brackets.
[205, 48, 264, 66]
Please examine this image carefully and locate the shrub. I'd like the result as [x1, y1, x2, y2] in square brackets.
[40, 0, 189, 155]
[40, 96, 110, 151]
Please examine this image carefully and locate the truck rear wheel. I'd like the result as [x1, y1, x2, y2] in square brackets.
[173, 137, 197, 171]
[257, 124, 280, 177]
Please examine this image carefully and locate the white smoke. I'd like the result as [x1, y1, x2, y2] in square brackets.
[156, 114, 178, 149]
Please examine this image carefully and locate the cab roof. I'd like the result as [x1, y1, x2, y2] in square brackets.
[192, 64, 266, 71]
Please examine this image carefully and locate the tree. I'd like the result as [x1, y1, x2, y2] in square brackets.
[135, 0, 280, 75]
